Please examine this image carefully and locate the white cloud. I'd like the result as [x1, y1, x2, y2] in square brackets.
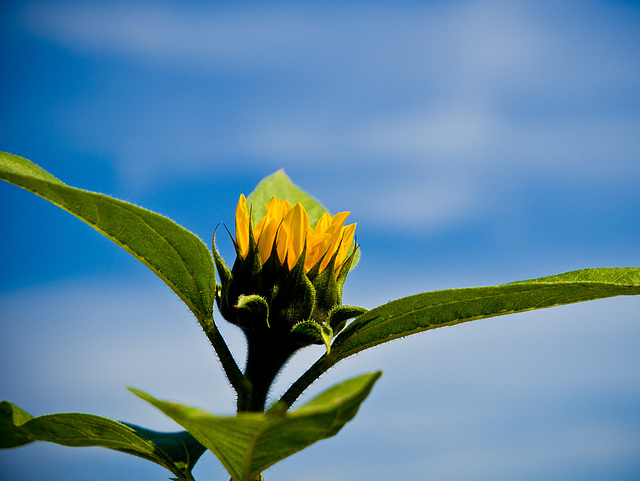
[18, 1, 545, 77]
[15, 0, 640, 230]
[359, 102, 498, 159]
[21, 2, 292, 67]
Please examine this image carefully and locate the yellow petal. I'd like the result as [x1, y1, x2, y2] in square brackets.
[313, 212, 333, 234]
[255, 197, 290, 263]
[279, 199, 292, 219]
[254, 197, 279, 241]
[281, 203, 310, 270]
[335, 223, 356, 272]
[304, 231, 331, 271]
[256, 218, 279, 262]
[319, 212, 350, 272]
[276, 220, 292, 265]
[235, 194, 250, 258]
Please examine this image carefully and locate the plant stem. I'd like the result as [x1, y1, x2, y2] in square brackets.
[278, 354, 336, 407]
[240, 333, 299, 412]
[200, 316, 251, 405]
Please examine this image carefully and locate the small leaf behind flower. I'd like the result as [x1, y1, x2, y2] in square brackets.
[247, 170, 327, 227]
[0, 401, 205, 479]
[129, 371, 382, 481]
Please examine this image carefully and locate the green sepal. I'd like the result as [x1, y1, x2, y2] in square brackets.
[335, 243, 359, 299]
[309, 257, 340, 323]
[342, 235, 360, 273]
[215, 222, 266, 329]
[258, 240, 286, 302]
[211, 229, 232, 293]
[327, 305, 368, 335]
[211, 230, 238, 326]
[235, 294, 270, 328]
[269, 245, 316, 335]
[291, 320, 334, 353]
[229, 220, 263, 302]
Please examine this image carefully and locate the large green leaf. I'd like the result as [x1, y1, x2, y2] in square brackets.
[0, 401, 205, 480]
[0, 151, 216, 321]
[279, 267, 640, 406]
[333, 267, 640, 360]
[130, 371, 382, 481]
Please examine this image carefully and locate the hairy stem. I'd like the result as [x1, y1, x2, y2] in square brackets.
[241, 333, 299, 412]
[278, 354, 336, 408]
[200, 316, 251, 406]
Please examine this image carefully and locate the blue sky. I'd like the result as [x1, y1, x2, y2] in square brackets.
[1, 1, 639, 480]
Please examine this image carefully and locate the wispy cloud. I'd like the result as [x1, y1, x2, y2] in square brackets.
[15, 1, 640, 229]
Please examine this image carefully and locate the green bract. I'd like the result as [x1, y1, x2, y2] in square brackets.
[1, 151, 639, 481]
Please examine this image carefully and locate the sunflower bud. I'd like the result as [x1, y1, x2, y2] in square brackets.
[213, 194, 359, 348]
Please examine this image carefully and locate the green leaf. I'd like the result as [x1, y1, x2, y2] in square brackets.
[0, 151, 216, 322]
[0, 401, 33, 448]
[247, 170, 327, 227]
[279, 267, 640, 407]
[0, 401, 205, 480]
[129, 371, 382, 481]
[328, 305, 368, 334]
[332, 267, 640, 360]
[246, 169, 360, 269]
[123, 424, 207, 473]
[291, 320, 334, 353]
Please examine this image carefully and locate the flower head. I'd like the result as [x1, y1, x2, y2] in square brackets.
[235, 194, 356, 277]
[212, 192, 363, 360]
